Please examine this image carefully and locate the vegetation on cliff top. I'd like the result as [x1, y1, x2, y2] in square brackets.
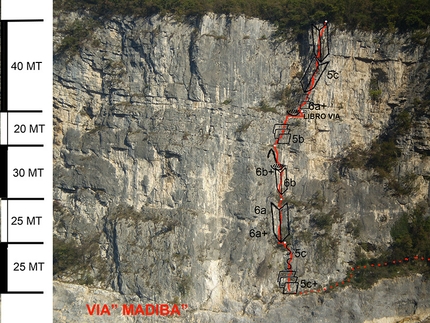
[54, 0, 429, 35]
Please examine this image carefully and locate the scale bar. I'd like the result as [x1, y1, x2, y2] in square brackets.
[0, 144, 44, 149]
[0, 145, 7, 197]
[1, 19, 44, 22]
[2, 291, 44, 294]
[1, 19, 44, 113]
[0, 242, 44, 294]
[0, 242, 7, 292]
[2, 198, 45, 201]
[2, 110, 43, 113]
[0, 2, 51, 318]
[1, 20, 8, 113]
[5, 242, 44, 245]
[6, 144, 44, 147]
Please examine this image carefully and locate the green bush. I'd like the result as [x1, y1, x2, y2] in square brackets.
[341, 147, 366, 170]
[411, 30, 429, 45]
[53, 237, 81, 275]
[366, 139, 401, 177]
[256, 100, 277, 113]
[369, 77, 382, 101]
[309, 190, 325, 210]
[53, 235, 104, 285]
[349, 204, 430, 289]
[56, 17, 102, 56]
[369, 89, 382, 101]
[311, 213, 333, 231]
[345, 219, 361, 238]
[391, 204, 430, 259]
[350, 259, 408, 289]
[413, 96, 430, 119]
[394, 110, 412, 135]
[386, 172, 418, 196]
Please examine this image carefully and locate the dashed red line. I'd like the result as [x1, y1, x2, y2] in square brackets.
[298, 256, 430, 296]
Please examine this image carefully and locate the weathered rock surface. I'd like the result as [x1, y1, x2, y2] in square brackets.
[54, 275, 430, 322]
[53, 13, 430, 322]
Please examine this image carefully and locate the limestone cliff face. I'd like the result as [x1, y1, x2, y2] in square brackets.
[53, 13, 430, 322]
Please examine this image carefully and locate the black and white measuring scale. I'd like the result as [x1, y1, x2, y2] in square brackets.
[1, 0, 52, 322]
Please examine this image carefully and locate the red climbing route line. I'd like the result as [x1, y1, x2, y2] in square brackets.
[298, 256, 430, 296]
[271, 22, 429, 296]
[272, 22, 328, 292]
[273, 22, 328, 161]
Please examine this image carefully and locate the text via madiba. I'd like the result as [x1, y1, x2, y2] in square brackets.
[86, 303, 189, 317]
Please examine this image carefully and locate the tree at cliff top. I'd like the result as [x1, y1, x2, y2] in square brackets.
[54, 0, 429, 34]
